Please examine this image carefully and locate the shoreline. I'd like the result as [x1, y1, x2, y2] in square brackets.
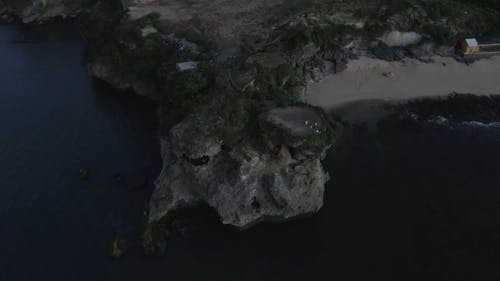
[5, 0, 500, 257]
[306, 55, 500, 111]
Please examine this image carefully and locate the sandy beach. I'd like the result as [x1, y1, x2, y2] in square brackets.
[307, 56, 500, 110]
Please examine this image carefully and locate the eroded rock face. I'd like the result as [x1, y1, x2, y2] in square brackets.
[1, 0, 91, 23]
[146, 101, 341, 249]
[151, 138, 329, 228]
[87, 62, 160, 100]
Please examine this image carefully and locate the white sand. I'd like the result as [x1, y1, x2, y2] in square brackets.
[307, 56, 500, 110]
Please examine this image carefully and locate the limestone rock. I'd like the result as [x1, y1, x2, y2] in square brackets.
[140, 25, 157, 37]
[176, 61, 199, 72]
[147, 101, 342, 235]
[87, 62, 160, 100]
[379, 31, 422, 47]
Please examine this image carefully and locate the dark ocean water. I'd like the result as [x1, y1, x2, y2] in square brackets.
[1, 23, 500, 281]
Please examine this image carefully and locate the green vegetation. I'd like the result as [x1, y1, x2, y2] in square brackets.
[159, 63, 221, 137]
[183, 97, 343, 154]
[212, 98, 254, 147]
[386, 0, 500, 44]
[266, 0, 329, 23]
[251, 63, 303, 106]
[11, 0, 35, 10]
[421, 24, 454, 45]
[243, 22, 366, 107]
[421, 0, 499, 35]
[79, 1, 178, 84]
[282, 23, 365, 52]
[79, 0, 223, 137]
[166, 17, 221, 57]
[268, 0, 500, 46]
[386, 0, 414, 14]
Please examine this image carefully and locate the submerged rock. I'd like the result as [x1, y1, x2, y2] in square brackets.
[113, 173, 123, 183]
[79, 168, 89, 181]
[109, 237, 126, 259]
[142, 222, 169, 256]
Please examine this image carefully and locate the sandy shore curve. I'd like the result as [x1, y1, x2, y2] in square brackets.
[307, 56, 500, 110]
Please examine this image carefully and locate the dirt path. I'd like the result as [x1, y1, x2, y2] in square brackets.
[125, 0, 287, 58]
[307, 56, 500, 110]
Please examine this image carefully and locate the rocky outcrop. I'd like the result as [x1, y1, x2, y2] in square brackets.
[144, 99, 342, 253]
[87, 62, 160, 100]
[0, 0, 92, 23]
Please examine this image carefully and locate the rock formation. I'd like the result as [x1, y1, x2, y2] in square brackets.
[9, 0, 499, 256]
[0, 0, 92, 23]
[87, 62, 160, 100]
[143, 99, 342, 254]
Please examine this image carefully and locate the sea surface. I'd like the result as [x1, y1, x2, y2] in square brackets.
[1, 23, 500, 281]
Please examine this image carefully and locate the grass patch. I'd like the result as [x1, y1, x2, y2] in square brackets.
[250, 63, 303, 106]
[386, 0, 500, 42]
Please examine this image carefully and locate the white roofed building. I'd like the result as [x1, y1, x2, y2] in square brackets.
[462, 38, 480, 54]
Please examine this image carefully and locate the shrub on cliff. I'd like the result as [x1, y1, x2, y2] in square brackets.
[251, 63, 302, 106]
[159, 64, 222, 137]
[79, 1, 177, 83]
[422, 24, 454, 45]
[386, 0, 500, 41]
[281, 23, 364, 53]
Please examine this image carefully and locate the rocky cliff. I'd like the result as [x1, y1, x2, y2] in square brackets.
[143, 99, 342, 254]
[87, 62, 161, 100]
[5, 0, 500, 258]
[0, 0, 92, 22]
